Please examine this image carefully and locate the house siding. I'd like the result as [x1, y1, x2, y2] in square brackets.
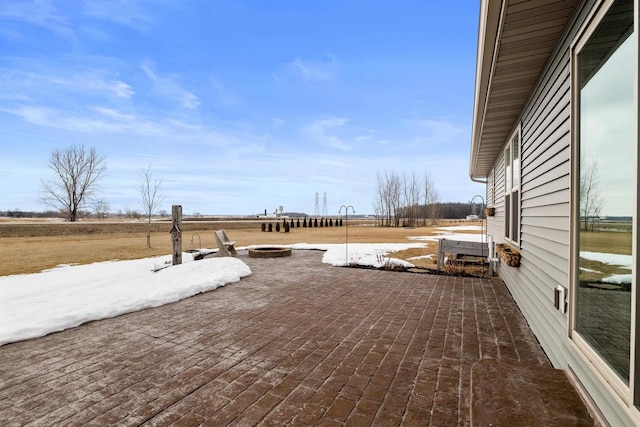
[485, 0, 632, 424]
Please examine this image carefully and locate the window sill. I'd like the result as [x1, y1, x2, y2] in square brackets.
[496, 243, 521, 267]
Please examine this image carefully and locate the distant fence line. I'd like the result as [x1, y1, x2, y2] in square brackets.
[0, 217, 482, 238]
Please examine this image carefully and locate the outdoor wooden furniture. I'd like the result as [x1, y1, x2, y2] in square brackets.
[214, 230, 237, 257]
[437, 239, 488, 271]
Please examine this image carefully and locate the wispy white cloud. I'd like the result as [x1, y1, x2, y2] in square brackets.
[81, 0, 157, 29]
[210, 78, 237, 106]
[6, 105, 163, 135]
[408, 118, 467, 144]
[303, 117, 351, 151]
[141, 63, 200, 110]
[3, 104, 261, 151]
[0, 68, 134, 102]
[0, 0, 74, 40]
[271, 117, 285, 129]
[281, 56, 339, 82]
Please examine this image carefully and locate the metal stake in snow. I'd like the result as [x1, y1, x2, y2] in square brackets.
[170, 205, 183, 265]
[339, 205, 355, 266]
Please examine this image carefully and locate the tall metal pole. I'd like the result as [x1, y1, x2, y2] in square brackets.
[470, 195, 485, 276]
[339, 205, 355, 266]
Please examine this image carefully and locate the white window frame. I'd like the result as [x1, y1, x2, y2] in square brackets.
[504, 125, 521, 245]
[568, 0, 639, 416]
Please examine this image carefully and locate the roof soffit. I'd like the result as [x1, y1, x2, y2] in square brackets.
[470, 0, 581, 179]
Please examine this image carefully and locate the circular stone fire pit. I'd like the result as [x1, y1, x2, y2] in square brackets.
[248, 247, 292, 258]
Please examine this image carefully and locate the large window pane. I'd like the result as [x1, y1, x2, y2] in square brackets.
[512, 192, 519, 243]
[575, 0, 634, 384]
[505, 146, 512, 191]
[512, 135, 520, 188]
[505, 194, 511, 238]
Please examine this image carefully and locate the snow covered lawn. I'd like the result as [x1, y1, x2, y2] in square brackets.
[580, 251, 632, 285]
[408, 225, 484, 243]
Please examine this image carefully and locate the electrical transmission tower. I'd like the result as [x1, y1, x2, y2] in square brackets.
[322, 192, 328, 217]
[314, 192, 320, 216]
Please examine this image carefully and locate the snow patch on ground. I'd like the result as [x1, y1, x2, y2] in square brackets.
[408, 233, 483, 243]
[579, 267, 602, 274]
[293, 243, 424, 268]
[408, 254, 434, 261]
[602, 274, 632, 285]
[0, 255, 251, 346]
[579, 251, 632, 269]
[435, 225, 483, 232]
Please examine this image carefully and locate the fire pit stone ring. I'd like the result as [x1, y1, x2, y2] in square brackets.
[248, 247, 292, 258]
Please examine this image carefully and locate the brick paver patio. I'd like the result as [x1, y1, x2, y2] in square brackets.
[1, 250, 553, 426]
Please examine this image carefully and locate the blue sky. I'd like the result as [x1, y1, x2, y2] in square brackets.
[0, 0, 483, 216]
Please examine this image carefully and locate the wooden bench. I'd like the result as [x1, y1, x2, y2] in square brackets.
[214, 230, 237, 257]
[437, 239, 488, 271]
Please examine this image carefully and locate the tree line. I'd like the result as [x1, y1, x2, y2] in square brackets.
[372, 170, 484, 226]
[372, 170, 440, 226]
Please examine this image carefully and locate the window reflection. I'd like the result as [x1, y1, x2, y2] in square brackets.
[575, 0, 634, 384]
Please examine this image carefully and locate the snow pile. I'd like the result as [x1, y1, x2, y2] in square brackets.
[408, 226, 484, 243]
[0, 255, 251, 346]
[579, 251, 633, 285]
[602, 274, 632, 285]
[579, 251, 632, 269]
[319, 243, 421, 268]
[408, 254, 434, 261]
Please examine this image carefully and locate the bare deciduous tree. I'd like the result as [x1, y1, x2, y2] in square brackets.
[580, 158, 604, 231]
[402, 172, 420, 226]
[387, 171, 402, 226]
[40, 144, 107, 222]
[138, 165, 165, 248]
[94, 199, 110, 219]
[423, 172, 440, 225]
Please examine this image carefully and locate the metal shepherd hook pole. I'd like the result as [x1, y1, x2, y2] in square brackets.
[469, 195, 485, 276]
[339, 205, 355, 266]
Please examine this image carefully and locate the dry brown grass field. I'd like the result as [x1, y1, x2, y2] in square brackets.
[0, 218, 480, 276]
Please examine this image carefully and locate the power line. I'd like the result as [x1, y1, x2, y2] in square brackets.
[322, 192, 328, 217]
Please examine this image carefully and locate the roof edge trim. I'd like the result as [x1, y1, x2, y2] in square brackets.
[470, 0, 505, 179]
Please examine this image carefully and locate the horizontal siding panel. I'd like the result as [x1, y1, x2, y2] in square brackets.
[525, 159, 570, 190]
[521, 188, 570, 208]
[522, 59, 570, 131]
[522, 174, 570, 200]
[521, 215, 570, 231]
[521, 223, 569, 245]
[521, 239, 569, 276]
[521, 233, 569, 265]
[522, 118, 571, 177]
[521, 202, 569, 217]
[522, 54, 570, 131]
[522, 80, 570, 156]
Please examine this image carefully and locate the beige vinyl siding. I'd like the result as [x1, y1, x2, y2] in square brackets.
[499, 0, 576, 361]
[488, 0, 630, 424]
